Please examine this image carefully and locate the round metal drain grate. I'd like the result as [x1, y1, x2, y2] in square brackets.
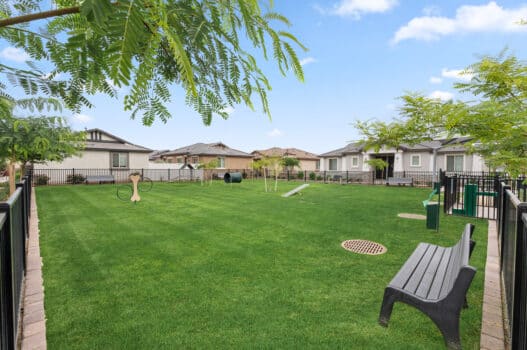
[341, 240, 387, 255]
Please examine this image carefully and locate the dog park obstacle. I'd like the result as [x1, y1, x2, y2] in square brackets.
[282, 184, 310, 197]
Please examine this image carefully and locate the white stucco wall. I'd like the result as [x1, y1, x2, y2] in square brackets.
[34, 150, 149, 169]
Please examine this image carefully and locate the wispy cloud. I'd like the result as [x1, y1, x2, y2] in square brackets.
[267, 128, 283, 137]
[392, 1, 527, 44]
[300, 57, 317, 66]
[71, 113, 93, 124]
[222, 106, 235, 115]
[428, 90, 454, 101]
[429, 76, 443, 84]
[319, 0, 398, 19]
[441, 68, 474, 82]
[0, 47, 29, 63]
[422, 5, 441, 17]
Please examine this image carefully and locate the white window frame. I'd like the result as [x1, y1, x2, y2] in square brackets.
[351, 156, 359, 168]
[328, 158, 338, 171]
[111, 152, 128, 168]
[410, 154, 421, 167]
[217, 157, 225, 168]
[315, 160, 320, 170]
[191, 156, 199, 164]
[446, 154, 464, 172]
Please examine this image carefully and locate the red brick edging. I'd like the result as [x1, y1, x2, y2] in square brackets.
[21, 188, 46, 350]
[480, 220, 506, 350]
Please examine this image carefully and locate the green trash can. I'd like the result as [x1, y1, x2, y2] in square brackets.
[224, 172, 242, 183]
[426, 202, 439, 230]
[464, 184, 477, 217]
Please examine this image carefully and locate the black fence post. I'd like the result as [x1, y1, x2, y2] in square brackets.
[512, 204, 527, 349]
[287, 170, 290, 181]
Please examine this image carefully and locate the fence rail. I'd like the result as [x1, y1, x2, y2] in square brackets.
[32, 168, 466, 187]
[0, 174, 32, 350]
[494, 182, 527, 349]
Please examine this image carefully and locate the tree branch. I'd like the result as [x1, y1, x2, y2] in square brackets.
[0, 7, 80, 28]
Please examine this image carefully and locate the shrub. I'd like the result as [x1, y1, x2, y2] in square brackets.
[242, 171, 248, 179]
[309, 172, 316, 181]
[316, 175, 323, 181]
[35, 174, 49, 185]
[297, 171, 304, 179]
[67, 174, 86, 184]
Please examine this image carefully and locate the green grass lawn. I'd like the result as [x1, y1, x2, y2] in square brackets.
[36, 181, 486, 349]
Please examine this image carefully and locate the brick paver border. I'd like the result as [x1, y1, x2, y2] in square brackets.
[21, 188, 46, 350]
[480, 220, 506, 350]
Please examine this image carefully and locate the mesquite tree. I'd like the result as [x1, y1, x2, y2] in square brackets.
[0, 0, 306, 125]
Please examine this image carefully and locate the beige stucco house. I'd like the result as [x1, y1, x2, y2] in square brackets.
[34, 128, 152, 170]
[160, 142, 253, 169]
[319, 137, 488, 180]
[251, 147, 320, 171]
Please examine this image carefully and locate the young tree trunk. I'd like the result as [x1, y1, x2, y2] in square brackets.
[274, 169, 278, 192]
[263, 168, 268, 192]
[8, 161, 16, 195]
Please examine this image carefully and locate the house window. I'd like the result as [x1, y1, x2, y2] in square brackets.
[315, 160, 320, 170]
[191, 156, 199, 164]
[329, 158, 338, 171]
[410, 155, 421, 167]
[217, 157, 225, 168]
[111, 152, 128, 168]
[176, 157, 183, 163]
[351, 156, 359, 168]
[446, 155, 464, 172]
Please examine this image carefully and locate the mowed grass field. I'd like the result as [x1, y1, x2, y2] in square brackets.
[36, 181, 486, 349]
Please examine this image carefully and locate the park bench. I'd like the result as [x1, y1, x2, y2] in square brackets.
[386, 177, 413, 186]
[379, 223, 476, 349]
[85, 175, 115, 184]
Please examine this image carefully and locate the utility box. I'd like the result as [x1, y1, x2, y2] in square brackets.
[464, 184, 478, 217]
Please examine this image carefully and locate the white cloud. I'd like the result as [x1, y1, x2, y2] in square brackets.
[328, 0, 398, 18]
[441, 68, 474, 82]
[300, 57, 317, 66]
[392, 2, 527, 44]
[267, 128, 283, 137]
[430, 76, 443, 84]
[0, 47, 29, 63]
[428, 90, 454, 101]
[72, 113, 93, 124]
[222, 106, 235, 115]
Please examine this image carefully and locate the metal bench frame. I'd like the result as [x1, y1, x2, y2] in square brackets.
[85, 175, 115, 184]
[386, 177, 413, 186]
[379, 224, 476, 349]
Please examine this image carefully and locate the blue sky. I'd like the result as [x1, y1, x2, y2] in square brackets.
[1, 1, 526, 154]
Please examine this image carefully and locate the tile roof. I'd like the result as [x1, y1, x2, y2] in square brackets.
[252, 147, 319, 160]
[162, 142, 252, 158]
[84, 128, 152, 153]
[319, 137, 473, 157]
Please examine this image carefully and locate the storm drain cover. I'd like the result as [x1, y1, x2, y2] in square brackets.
[341, 240, 387, 255]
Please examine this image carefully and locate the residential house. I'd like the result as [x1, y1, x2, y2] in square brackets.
[251, 147, 320, 171]
[319, 137, 488, 180]
[160, 142, 253, 169]
[34, 128, 152, 170]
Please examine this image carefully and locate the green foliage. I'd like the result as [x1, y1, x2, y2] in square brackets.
[283, 156, 300, 169]
[297, 170, 304, 179]
[0, 0, 307, 125]
[316, 175, 323, 181]
[309, 171, 316, 180]
[355, 52, 527, 176]
[34, 174, 49, 185]
[66, 173, 86, 184]
[366, 158, 388, 170]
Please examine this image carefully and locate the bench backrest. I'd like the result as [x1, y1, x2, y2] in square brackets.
[439, 223, 475, 299]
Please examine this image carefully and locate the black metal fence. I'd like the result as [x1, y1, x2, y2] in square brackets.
[32, 168, 470, 188]
[496, 182, 527, 349]
[0, 173, 32, 350]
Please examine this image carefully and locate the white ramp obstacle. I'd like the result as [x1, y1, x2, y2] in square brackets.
[282, 184, 310, 198]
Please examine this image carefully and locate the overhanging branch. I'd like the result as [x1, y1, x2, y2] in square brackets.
[0, 7, 80, 28]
